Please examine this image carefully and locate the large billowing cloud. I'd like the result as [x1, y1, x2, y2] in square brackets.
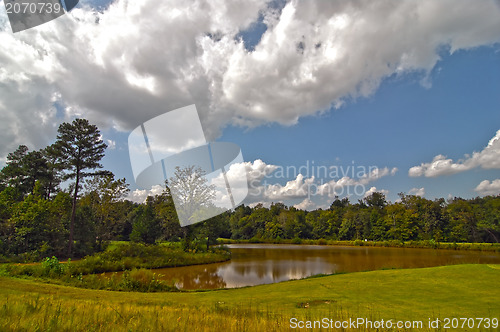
[1, 0, 500, 161]
[409, 129, 500, 177]
[265, 173, 316, 200]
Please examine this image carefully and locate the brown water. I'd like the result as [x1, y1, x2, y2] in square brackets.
[107, 244, 500, 290]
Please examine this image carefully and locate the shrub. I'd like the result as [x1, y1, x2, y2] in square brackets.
[41, 256, 67, 277]
[353, 239, 364, 246]
[317, 239, 327, 245]
[249, 237, 263, 243]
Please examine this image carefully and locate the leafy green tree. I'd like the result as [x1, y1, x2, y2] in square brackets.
[264, 218, 284, 239]
[383, 202, 420, 241]
[130, 197, 162, 244]
[1, 145, 60, 198]
[473, 196, 499, 243]
[229, 205, 252, 239]
[41, 145, 63, 199]
[330, 196, 350, 209]
[83, 174, 130, 249]
[0, 188, 19, 255]
[397, 194, 445, 241]
[237, 215, 256, 239]
[371, 211, 390, 241]
[339, 209, 356, 240]
[0, 145, 29, 196]
[52, 118, 109, 256]
[446, 198, 477, 242]
[421, 198, 446, 242]
[114, 200, 136, 241]
[151, 188, 182, 241]
[73, 196, 98, 256]
[364, 192, 387, 209]
[270, 202, 287, 216]
[319, 209, 340, 239]
[198, 212, 231, 250]
[248, 204, 271, 238]
[10, 183, 70, 257]
[279, 208, 307, 239]
[0, 146, 53, 198]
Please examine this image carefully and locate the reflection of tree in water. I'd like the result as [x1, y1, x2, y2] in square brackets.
[174, 265, 226, 290]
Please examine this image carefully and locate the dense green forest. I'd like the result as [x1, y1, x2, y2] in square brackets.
[0, 119, 499, 260]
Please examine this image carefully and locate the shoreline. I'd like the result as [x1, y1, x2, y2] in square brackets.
[217, 238, 500, 252]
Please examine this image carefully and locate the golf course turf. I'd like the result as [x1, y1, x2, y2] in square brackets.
[0, 264, 499, 331]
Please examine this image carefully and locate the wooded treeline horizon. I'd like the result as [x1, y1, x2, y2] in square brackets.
[0, 118, 499, 260]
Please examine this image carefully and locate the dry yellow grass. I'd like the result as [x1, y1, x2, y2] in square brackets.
[1, 264, 499, 331]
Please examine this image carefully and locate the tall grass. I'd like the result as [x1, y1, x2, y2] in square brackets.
[2, 243, 230, 292]
[1, 264, 499, 331]
[0, 293, 299, 332]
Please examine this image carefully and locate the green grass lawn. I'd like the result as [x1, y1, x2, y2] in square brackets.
[1, 264, 499, 331]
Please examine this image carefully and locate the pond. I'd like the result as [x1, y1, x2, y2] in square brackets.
[109, 244, 500, 290]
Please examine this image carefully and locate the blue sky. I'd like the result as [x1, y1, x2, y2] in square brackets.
[1, 0, 500, 209]
[217, 46, 500, 197]
[101, 44, 500, 207]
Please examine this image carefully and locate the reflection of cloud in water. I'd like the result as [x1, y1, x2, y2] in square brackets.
[169, 264, 226, 290]
[219, 258, 337, 288]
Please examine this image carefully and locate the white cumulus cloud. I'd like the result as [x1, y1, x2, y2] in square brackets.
[128, 184, 164, 203]
[363, 187, 389, 199]
[293, 198, 317, 211]
[409, 129, 500, 177]
[265, 173, 316, 200]
[409, 187, 425, 197]
[317, 167, 397, 198]
[106, 139, 116, 150]
[474, 179, 500, 196]
[230, 160, 398, 201]
[1, 0, 500, 160]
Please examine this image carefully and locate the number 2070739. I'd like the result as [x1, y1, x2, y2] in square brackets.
[5, 2, 62, 14]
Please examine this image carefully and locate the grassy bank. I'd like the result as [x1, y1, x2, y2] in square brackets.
[0, 264, 498, 331]
[1, 242, 230, 292]
[219, 238, 500, 252]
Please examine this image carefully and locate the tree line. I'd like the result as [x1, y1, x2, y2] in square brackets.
[0, 118, 499, 260]
[227, 193, 499, 244]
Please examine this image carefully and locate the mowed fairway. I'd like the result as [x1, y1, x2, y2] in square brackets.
[1, 264, 499, 331]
